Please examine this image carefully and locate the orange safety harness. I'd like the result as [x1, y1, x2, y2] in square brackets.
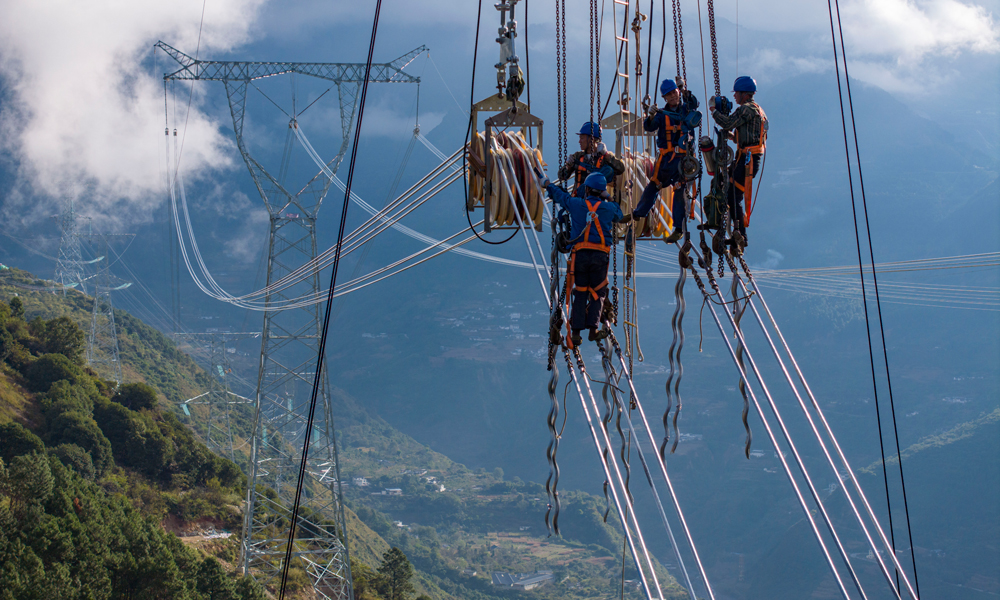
[573, 153, 605, 195]
[650, 115, 687, 187]
[732, 104, 768, 224]
[562, 198, 610, 348]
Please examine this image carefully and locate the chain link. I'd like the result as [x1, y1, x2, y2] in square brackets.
[590, 0, 596, 123]
[676, 0, 686, 81]
[612, 245, 618, 325]
[555, 0, 564, 167]
[560, 0, 568, 164]
[595, 0, 601, 122]
[707, 0, 720, 95]
[672, 0, 679, 78]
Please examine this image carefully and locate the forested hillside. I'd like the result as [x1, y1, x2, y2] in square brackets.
[0, 284, 264, 599]
[0, 266, 687, 600]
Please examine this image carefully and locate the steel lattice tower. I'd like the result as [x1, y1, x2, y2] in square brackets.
[178, 332, 256, 463]
[85, 234, 131, 385]
[54, 198, 87, 295]
[158, 42, 423, 599]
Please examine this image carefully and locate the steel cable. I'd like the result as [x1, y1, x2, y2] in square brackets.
[828, 0, 921, 588]
[686, 244, 865, 600]
[735, 255, 921, 599]
[277, 1, 382, 593]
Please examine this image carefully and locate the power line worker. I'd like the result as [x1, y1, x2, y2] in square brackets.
[557, 122, 626, 197]
[632, 79, 701, 244]
[710, 75, 768, 247]
[540, 172, 624, 347]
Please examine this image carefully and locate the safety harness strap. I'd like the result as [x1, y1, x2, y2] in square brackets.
[575, 278, 609, 300]
[577, 198, 610, 253]
[574, 154, 606, 193]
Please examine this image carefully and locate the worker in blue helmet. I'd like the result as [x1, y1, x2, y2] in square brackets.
[632, 77, 701, 244]
[709, 76, 768, 247]
[558, 121, 626, 197]
[538, 170, 624, 347]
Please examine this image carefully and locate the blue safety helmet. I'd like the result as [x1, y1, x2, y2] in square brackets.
[660, 78, 678, 96]
[578, 122, 602, 139]
[733, 76, 757, 93]
[583, 172, 608, 192]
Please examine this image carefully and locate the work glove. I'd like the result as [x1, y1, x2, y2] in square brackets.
[537, 172, 551, 189]
[596, 142, 607, 155]
[708, 96, 717, 112]
[646, 104, 659, 117]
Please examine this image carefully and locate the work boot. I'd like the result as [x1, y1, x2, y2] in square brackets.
[665, 228, 684, 244]
[570, 330, 583, 348]
[589, 326, 610, 342]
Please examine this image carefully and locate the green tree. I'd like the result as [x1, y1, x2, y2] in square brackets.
[24, 353, 86, 392]
[113, 382, 159, 411]
[0, 422, 44, 463]
[0, 452, 53, 518]
[48, 443, 96, 479]
[233, 576, 268, 600]
[351, 559, 382, 600]
[197, 557, 238, 600]
[35, 316, 85, 363]
[9, 296, 24, 319]
[377, 547, 415, 600]
[46, 411, 114, 477]
[93, 399, 172, 478]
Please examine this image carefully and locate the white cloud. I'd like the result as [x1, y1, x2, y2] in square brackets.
[754, 249, 785, 271]
[841, 0, 999, 61]
[746, 48, 829, 83]
[0, 0, 265, 229]
[733, 1, 998, 95]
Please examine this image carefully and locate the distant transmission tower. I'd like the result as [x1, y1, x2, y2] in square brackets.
[158, 42, 424, 599]
[54, 198, 88, 295]
[178, 332, 256, 462]
[85, 234, 132, 385]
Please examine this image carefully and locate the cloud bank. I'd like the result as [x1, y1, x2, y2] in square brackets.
[0, 0, 265, 229]
[741, 0, 999, 93]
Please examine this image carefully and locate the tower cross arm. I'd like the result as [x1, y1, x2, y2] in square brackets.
[156, 42, 425, 84]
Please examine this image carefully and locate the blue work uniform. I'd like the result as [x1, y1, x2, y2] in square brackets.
[633, 96, 700, 231]
[547, 184, 624, 332]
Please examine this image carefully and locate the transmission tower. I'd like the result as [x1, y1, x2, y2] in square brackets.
[85, 234, 132, 385]
[54, 197, 88, 295]
[178, 332, 257, 463]
[158, 42, 424, 599]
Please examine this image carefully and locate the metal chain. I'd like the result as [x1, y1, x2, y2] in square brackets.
[595, 0, 601, 123]
[707, 0, 720, 95]
[612, 244, 618, 325]
[672, 0, 680, 78]
[560, 0, 568, 164]
[590, 0, 596, 123]
[556, 0, 565, 166]
[676, 0, 686, 81]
